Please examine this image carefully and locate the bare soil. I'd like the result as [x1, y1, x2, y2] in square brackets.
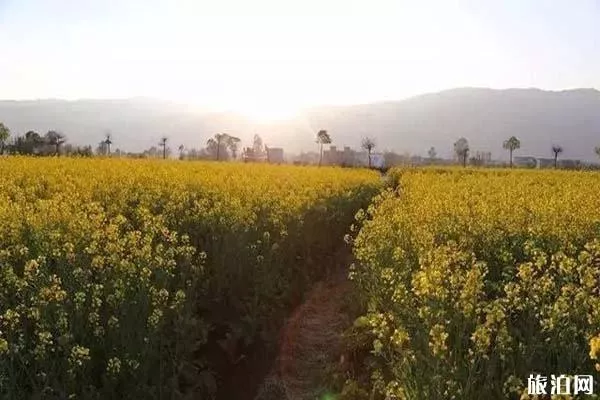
[254, 269, 351, 400]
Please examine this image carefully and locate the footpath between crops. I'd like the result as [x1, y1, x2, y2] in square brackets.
[216, 172, 392, 400]
[214, 247, 354, 400]
[257, 262, 352, 400]
[256, 170, 396, 400]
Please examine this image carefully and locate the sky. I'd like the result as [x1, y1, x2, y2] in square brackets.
[0, 0, 599, 120]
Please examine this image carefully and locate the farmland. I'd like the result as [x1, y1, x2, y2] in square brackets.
[344, 168, 600, 399]
[3, 160, 600, 400]
[0, 158, 380, 399]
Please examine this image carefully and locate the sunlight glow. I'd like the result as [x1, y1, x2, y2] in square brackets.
[232, 102, 300, 122]
[1, 0, 598, 113]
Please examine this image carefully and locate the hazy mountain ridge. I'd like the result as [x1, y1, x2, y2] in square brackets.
[1, 87, 599, 161]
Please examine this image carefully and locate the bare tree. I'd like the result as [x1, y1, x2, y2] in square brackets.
[552, 145, 563, 168]
[361, 137, 376, 168]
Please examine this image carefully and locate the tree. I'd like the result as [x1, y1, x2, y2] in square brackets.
[0, 122, 10, 154]
[178, 144, 185, 160]
[143, 146, 159, 158]
[552, 145, 563, 168]
[206, 133, 229, 161]
[428, 146, 437, 160]
[454, 137, 469, 167]
[45, 131, 66, 156]
[227, 135, 241, 160]
[21, 131, 42, 154]
[187, 148, 201, 160]
[104, 132, 113, 155]
[316, 129, 332, 166]
[595, 146, 600, 161]
[79, 145, 93, 157]
[8, 130, 41, 155]
[503, 136, 521, 167]
[383, 151, 403, 167]
[361, 137, 376, 168]
[159, 136, 168, 159]
[214, 133, 226, 161]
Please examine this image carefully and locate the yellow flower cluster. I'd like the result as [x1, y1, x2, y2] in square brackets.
[348, 167, 600, 400]
[0, 157, 380, 399]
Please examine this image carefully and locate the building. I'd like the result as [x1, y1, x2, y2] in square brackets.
[266, 147, 284, 164]
[323, 146, 344, 165]
[559, 159, 582, 169]
[473, 151, 492, 164]
[514, 156, 537, 168]
[513, 156, 582, 169]
[242, 147, 266, 162]
[296, 151, 320, 165]
[322, 146, 370, 167]
[536, 158, 555, 168]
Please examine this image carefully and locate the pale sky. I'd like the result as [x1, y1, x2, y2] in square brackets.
[1, 0, 598, 119]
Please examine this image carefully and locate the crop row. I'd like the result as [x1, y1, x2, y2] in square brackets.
[0, 157, 381, 399]
[345, 168, 600, 400]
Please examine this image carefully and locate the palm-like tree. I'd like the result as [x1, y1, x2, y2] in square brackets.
[316, 129, 332, 166]
[454, 137, 469, 167]
[595, 146, 600, 162]
[503, 136, 521, 167]
[159, 136, 168, 159]
[552, 145, 563, 168]
[45, 130, 66, 156]
[361, 137, 376, 168]
[178, 144, 185, 160]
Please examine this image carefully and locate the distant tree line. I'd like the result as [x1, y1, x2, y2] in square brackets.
[2, 120, 600, 169]
[450, 136, 600, 169]
[0, 123, 92, 156]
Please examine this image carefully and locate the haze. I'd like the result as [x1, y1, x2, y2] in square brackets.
[1, 0, 599, 121]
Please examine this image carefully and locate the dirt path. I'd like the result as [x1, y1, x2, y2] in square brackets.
[254, 269, 351, 400]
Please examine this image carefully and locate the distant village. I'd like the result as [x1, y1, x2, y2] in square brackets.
[289, 148, 589, 169]
[1, 122, 599, 169]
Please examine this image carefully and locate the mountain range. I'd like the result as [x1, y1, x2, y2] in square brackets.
[1, 87, 599, 162]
